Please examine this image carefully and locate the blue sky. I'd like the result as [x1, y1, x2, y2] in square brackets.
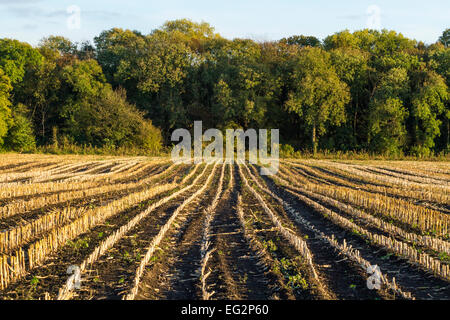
[0, 0, 448, 45]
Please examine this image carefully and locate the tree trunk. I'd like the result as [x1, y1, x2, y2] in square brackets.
[312, 122, 317, 156]
[447, 118, 449, 151]
[41, 110, 46, 141]
[353, 99, 358, 140]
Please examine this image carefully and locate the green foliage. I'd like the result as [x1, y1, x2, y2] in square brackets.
[430, 46, 449, 85]
[0, 68, 12, 147]
[62, 59, 107, 96]
[280, 144, 295, 157]
[5, 103, 36, 152]
[0, 39, 43, 85]
[62, 86, 162, 152]
[262, 239, 278, 252]
[94, 27, 191, 137]
[1, 24, 449, 156]
[369, 98, 408, 155]
[410, 70, 449, 156]
[160, 19, 220, 42]
[277, 257, 308, 291]
[280, 35, 321, 48]
[439, 29, 450, 47]
[368, 68, 409, 154]
[285, 47, 350, 154]
[39, 36, 77, 56]
[67, 237, 89, 254]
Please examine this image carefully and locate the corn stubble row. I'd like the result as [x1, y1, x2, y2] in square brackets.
[281, 165, 449, 238]
[273, 170, 450, 282]
[123, 162, 219, 300]
[0, 179, 178, 290]
[0, 161, 116, 185]
[287, 159, 447, 192]
[56, 163, 206, 300]
[386, 163, 450, 177]
[235, 195, 288, 297]
[305, 160, 449, 195]
[238, 163, 320, 281]
[0, 157, 447, 298]
[285, 161, 448, 205]
[0, 163, 66, 184]
[0, 164, 179, 254]
[0, 163, 110, 199]
[0, 162, 175, 221]
[0, 159, 165, 199]
[0, 161, 163, 200]
[246, 164, 413, 299]
[277, 168, 450, 255]
[0, 161, 58, 175]
[367, 166, 449, 185]
[199, 163, 227, 300]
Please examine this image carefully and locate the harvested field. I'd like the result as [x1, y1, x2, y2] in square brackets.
[0, 154, 449, 300]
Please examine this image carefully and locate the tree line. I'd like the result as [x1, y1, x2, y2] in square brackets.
[0, 19, 448, 156]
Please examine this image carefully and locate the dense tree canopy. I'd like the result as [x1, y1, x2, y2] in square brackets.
[285, 47, 350, 154]
[0, 68, 12, 146]
[0, 20, 448, 156]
